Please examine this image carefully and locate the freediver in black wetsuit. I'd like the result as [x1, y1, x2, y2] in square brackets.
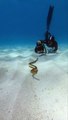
[34, 5, 58, 54]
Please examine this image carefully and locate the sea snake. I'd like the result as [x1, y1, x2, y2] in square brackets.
[29, 53, 46, 80]
[29, 58, 39, 80]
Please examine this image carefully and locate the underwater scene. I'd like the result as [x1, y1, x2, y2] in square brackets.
[0, 0, 68, 120]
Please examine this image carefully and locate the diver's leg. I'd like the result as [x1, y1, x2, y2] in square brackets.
[52, 41, 58, 52]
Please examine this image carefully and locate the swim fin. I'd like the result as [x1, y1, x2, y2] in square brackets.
[47, 5, 54, 31]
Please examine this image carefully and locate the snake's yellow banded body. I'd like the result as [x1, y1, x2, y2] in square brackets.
[29, 58, 39, 80]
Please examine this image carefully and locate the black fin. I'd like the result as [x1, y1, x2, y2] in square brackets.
[47, 5, 54, 31]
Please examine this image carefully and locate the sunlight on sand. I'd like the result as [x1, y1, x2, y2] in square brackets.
[0, 47, 68, 120]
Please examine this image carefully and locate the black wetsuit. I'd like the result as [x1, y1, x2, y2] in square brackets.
[44, 31, 58, 52]
[43, 38, 58, 52]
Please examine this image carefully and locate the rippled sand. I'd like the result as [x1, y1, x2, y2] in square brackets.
[0, 47, 68, 120]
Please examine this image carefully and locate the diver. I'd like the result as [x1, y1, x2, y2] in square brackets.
[43, 31, 58, 53]
[35, 31, 58, 54]
[34, 5, 58, 54]
[35, 40, 46, 54]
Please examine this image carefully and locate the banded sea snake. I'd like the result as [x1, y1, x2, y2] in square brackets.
[29, 53, 46, 80]
[29, 58, 39, 80]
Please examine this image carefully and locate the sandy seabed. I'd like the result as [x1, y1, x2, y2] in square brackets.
[0, 46, 68, 120]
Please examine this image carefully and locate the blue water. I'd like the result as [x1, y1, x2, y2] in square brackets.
[0, 0, 68, 47]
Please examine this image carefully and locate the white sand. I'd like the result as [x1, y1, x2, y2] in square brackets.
[0, 48, 68, 120]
